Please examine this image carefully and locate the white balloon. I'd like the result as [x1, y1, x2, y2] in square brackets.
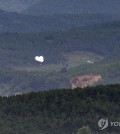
[35, 56, 44, 63]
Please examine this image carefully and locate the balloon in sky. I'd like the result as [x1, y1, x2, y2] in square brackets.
[35, 56, 44, 63]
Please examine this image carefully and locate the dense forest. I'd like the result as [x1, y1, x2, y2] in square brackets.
[0, 85, 120, 134]
[0, 84, 119, 134]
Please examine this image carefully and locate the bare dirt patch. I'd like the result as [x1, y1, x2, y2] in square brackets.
[70, 74, 102, 89]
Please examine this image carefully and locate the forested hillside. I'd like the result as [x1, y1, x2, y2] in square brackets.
[0, 9, 117, 33]
[1, 22, 120, 66]
[0, 85, 119, 134]
[0, 22, 120, 95]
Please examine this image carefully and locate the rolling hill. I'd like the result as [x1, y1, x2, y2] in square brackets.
[0, 9, 118, 33]
[0, 85, 119, 134]
[0, 22, 120, 95]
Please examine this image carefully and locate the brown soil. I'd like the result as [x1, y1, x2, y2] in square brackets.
[70, 74, 102, 89]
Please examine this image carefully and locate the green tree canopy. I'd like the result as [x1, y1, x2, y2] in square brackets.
[77, 126, 93, 134]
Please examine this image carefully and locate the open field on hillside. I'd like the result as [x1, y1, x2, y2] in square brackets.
[12, 51, 103, 73]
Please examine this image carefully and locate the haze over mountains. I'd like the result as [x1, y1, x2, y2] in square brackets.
[0, 0, 120, 15]
[0, 0, 38, 12]
[0, 0, 120, 33]
[23, 0, 120, 15]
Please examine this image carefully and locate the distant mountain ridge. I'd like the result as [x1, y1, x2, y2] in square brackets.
[0, 0, 120, 15]
[0, 0, 38, 12]
[23, 0, 120, 15]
